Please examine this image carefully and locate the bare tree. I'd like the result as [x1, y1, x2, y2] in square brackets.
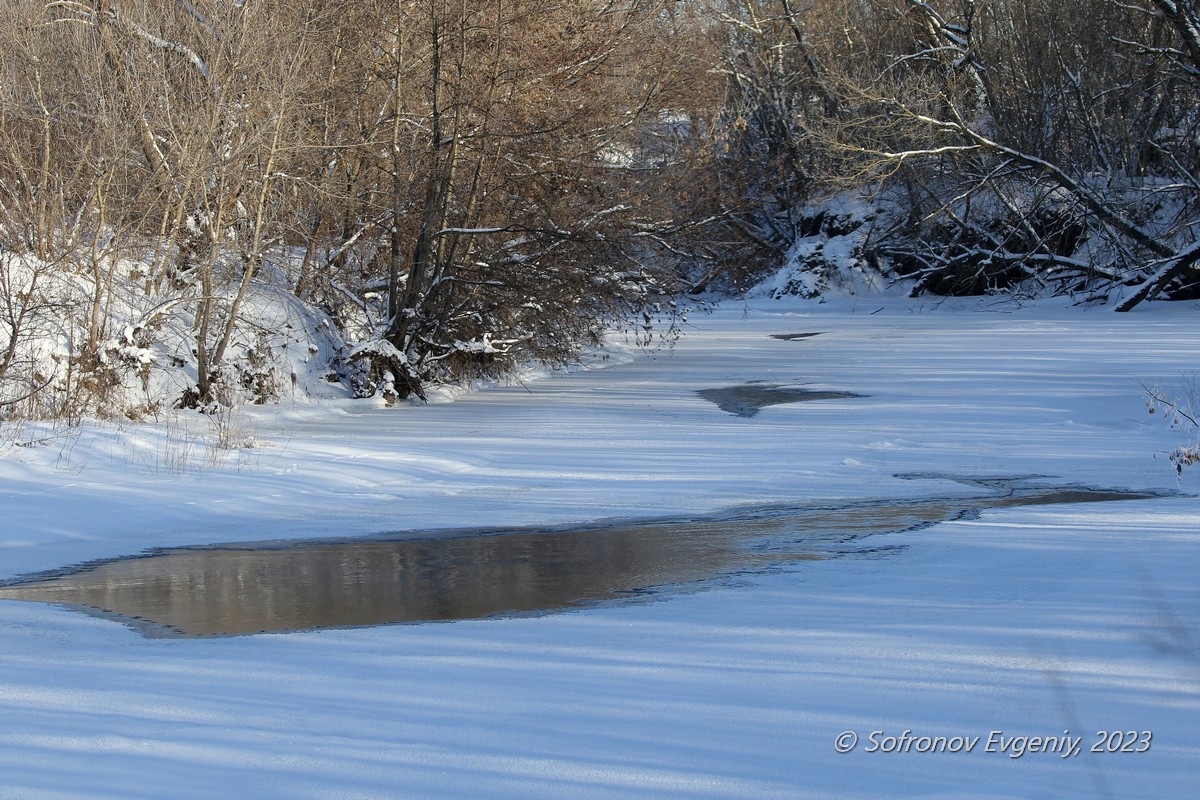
[340, 0, 724, 399]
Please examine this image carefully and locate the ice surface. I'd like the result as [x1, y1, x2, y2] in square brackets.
[0, 295, 1196, 799]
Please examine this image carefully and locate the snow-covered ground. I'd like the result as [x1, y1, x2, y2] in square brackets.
[0, 296, 1196, 799]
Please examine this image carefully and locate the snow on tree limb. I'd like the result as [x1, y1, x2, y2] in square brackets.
[1116, 239, 1200, 311]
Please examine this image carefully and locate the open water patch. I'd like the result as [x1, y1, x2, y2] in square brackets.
[0, 482, 1160, 638]
[770, 332, 825, 341]
[698, 383, 862, 417]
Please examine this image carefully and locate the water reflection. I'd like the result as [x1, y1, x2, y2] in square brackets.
[0, 488, 1152, 638]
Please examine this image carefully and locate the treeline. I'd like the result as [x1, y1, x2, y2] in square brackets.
[715, 0, 1200, 305]
[1, 1, 1198, 417]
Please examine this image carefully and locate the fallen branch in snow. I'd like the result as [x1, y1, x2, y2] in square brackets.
[1116, 240, 1200, 313]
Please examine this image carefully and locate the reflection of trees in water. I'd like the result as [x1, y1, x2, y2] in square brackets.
[2, 524, 744, 636]
[0, 489, 1149, 637]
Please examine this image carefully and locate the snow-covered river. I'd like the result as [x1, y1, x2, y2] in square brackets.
[0, 296, 1196, 799]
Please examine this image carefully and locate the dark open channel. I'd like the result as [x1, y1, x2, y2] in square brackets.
[0, 485, 1156, 638]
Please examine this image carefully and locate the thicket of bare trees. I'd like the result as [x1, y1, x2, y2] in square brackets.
[359, 1, 727, 399]
[2, 1, 1197, 417]
[709, 0, 1200, 306]
[0, 0, 739, 413]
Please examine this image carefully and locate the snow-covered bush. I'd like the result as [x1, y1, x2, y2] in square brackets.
[752, 199, 886, 299]
[1146, 380, 1200, 476]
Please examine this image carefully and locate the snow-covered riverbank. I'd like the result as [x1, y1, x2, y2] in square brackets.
[1, 297, 1196, 799]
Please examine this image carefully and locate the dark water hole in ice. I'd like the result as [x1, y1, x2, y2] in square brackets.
[770, 332, 825, 341]
[0, 482, 1158, 638]
[698, 384, 862, 417]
